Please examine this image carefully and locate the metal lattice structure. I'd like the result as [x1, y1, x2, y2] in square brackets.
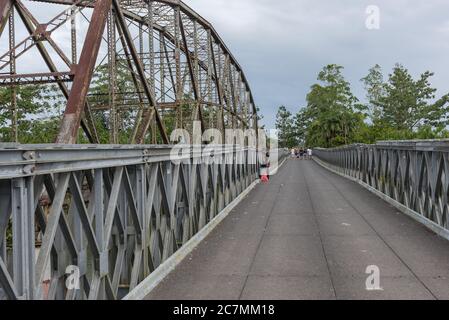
[0, 0, 270, 301]
[0, 0, 259, 144]
[0, 144, 263, 300]
[314, 140, 449, 234]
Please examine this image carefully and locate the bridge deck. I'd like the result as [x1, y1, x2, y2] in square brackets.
[145, 159, 449, 300]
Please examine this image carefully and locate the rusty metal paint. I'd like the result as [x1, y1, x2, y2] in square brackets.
[1, 0, 260, 145]
[56, 0, 112, 144]
[14, 1, 98, 143]
[0, 0, 13, 36]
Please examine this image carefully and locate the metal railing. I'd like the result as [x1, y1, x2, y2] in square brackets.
[314, 140, 449, 236]
[0, 144, 264, 300]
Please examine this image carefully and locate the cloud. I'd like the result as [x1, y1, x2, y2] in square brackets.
[185, 0, 449, 128]
[3, 0, 449, 130]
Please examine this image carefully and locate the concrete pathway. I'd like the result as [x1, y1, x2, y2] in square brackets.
[145, 159, 449, 300]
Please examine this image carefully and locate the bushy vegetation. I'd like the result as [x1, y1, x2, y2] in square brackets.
[0, 84, 64, 143]
[276, 64, 449, 148]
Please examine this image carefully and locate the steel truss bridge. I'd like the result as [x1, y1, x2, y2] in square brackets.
[0, 0, 271, 300]
[0, 0, 258, 144]
[1, 0, 449, 302]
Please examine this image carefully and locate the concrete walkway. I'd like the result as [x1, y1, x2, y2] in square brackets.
[145, 159, 449, 300]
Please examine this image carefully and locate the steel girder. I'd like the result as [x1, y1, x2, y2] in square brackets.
[0, 0, 13, 36]
[0, 0, 259, 144]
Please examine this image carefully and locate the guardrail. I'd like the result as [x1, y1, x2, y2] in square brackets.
[314, 140, 449, 239]
[0, 144, 270, 300]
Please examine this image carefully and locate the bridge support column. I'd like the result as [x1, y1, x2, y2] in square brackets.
[56, 0, 113, 144]
[0, 0, 13, 36]
[11, 177, 35, 299]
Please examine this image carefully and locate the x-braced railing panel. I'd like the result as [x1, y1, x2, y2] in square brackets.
[0, 144, 259, 299]
[314, 140, 449, 233]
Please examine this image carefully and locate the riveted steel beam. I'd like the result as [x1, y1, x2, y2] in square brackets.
[55, 0, 112, 144]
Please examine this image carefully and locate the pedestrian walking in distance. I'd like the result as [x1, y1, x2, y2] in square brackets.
[307, 148, 312, 160]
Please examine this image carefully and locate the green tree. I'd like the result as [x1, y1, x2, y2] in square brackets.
[0, 85, 63, 143]
[290, 64, 449, 147]
[299, 64, 365, 147]
[293, 108, 310, 146]
[361, 64, 385, 124]
[275, 105, 296, 148]
[376, 64, 448, 131]
[359, 64, 449, 141]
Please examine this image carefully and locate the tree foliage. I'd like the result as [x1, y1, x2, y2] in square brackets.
[0, 85, 63, 143]
[377, 64, 447, 131]
[361, 64, 449, 142]
[279, 63, 449, 148]
[275, 105, 296, 148]
[298, 64, 365, 147]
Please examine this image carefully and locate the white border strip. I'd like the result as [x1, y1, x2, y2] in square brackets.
[123, 179, 260, 300]
[313, 157, 449, 241]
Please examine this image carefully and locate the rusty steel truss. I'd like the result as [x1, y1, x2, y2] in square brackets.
[0, 0, 259, 144]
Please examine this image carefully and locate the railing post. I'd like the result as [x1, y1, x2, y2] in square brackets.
[11, 177, 35, 300]
[0, 180, 10, 264]
[93, 168, 106, 299]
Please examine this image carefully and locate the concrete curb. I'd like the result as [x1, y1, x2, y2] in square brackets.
[123, 178, 260, 300]
[313, 157, 449, 242]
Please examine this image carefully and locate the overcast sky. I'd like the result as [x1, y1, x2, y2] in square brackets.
[4, 1, 449, 130]
[184, 0, 449, 129]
